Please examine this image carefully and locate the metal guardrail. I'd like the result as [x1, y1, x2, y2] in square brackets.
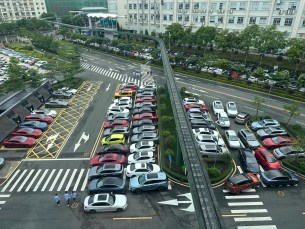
[42, 21, 226, 229]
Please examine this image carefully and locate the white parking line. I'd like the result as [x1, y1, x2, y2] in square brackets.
[237, 225, 277, 229]
[225, 195, 260, 199]
[231, 209, 268, 213]
[228, 202, 263, 206]
[237, 166, 243, 174]
[235, 217, 272, 222]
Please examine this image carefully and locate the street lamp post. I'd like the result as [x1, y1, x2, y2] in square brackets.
[168, 32, 171, 51]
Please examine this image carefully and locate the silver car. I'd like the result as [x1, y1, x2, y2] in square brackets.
[45, 100, 69, 108]
[273, 146, 304, 159]
[224, 130, 241, 149]
[52, 91, 72, 99]
[31, 109, 57, 118]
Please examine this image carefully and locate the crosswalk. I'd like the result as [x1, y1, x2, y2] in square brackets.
[81, 62, 154, 86]
[1, 168, 89, 193]
[0, 194, 10, 210]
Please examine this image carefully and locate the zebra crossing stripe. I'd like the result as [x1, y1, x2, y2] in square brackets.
[101, 69, 106, 74]
[80, 169, 89, 191]
[49, 169, 63, 192]
[225, 195, 260, 199]
[118, 75, 122, 81]
[237, 226, 277, 229]
[25, 169, 42, 192]
[17, 169, 35, 192]
[65, 169, 77, 191]
[57, 169, 70, 191]
[37, 169, 51, 192]
[98, 68, 103, 74]
[1, 170, 20, 192]
[73, 169, 85, 191]
[9, 170, 27, 192]
[0, 195, 10, 198]
[231, 209, 268, 213]
[107, 71, 111, 77]
[234, 217, 272, 222]
[228, 202, 264, 206]
[0, 201, 6, 204]
[126, 77, 130, 82]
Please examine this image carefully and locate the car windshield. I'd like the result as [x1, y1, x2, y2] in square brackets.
[264, 129, 272, 134]
[229, 135, 238, 141]
[88, 196, 94, 205]
[266, 156, 277, 163]
[247, 134, 256, 141]
[215, 104, 223, 109]
[220, 117, 229, 122]
[229, 106, 237, 111]
[97, 179, 104, 187]
[130, 164, 136, 171]
[138, 174, 146, 184]
[108, 194, 115, 205]
[246, 156, 257, 163]
[134, 153, 141, 160]
[272, 137, 280, 143]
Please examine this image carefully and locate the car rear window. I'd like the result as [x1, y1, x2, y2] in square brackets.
[88, 196, 94, 205]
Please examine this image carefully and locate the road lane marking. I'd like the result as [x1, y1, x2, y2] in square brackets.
[49, 169, 63, 191]
[35, 169, 50, 191]
[73, 169, 85, 191]
[235, 217, 272, 222]
[9, 170, 27, 192]
[237, 226, 277, 229]
[225, 195, 260, 199]
[80, 169, 89, 191]
[25, 169, 42, 192]
[24, 158, 90, 161]
[113, 217, 153, 220]
[17, 169, 35, 192]
[231, 209, 268, 213]
[1, 170, 20, 192]
[0, 195, 10, 197]
[228, 202, 263, 206]
[223, 189, 256, 193]
[57, 169, 70, 191]
[237, 166, 243, 174]
[222, 214, 247, 217]
[65, 169, 77, 191]
[0, 201, 6, 204]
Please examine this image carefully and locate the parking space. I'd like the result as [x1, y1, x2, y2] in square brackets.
[26, 81, 102, 159]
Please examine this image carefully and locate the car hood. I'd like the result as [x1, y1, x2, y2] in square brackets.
[103, 129, 111, 136]
[90, 156, 100, 166]
[229, 140, 240, 147]
[88, 179, 98, 191]
[127, 154, 135, 162]
[256, 129, 267, 136]
[246, 162, 260, 173]
[248, 140, 260, 147]
[130, 176, 141, 188]
[114, 194, 127, 207]
[251, 122, 262, 129]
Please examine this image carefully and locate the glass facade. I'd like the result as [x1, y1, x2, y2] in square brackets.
[45, 0, 108, 16]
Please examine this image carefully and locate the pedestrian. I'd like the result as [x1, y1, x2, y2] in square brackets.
[71, 191, 76, 202]
[64, 191, 71, 207]
[54, 194, 60, 206]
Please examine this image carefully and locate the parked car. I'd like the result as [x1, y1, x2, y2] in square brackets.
[212, 101, 225, 116]
[256, 127, 288, 139]
[98, 144, 129, 155]
[83, 193, 127, 213]
[224, 130, 240, 149]
[45, 100, 69, 108]
[126, 163, 160, 177]
[133, 113, 158, 121]
[59, 87, 77, 95]
[226, 102, 238, 117]
[188, 112, 211, 121]
[184, 103, 208, 111]
[107, 113, 129, 122]
[192, 128, 218, 139]
[134, 102, 157, 110]
[250, 119, 280, 130]
[132, 119, 158, 128]
[255, 147, 281, 170]
[90, 153, 126, 167]
[198, 144, 227, 157]
[139, 83, 157, 90]
[135, 97, 156, 103]
[107, 106, 130, 116]
[103, 126, 129, 137]
[239, 148, 260, 174]
[2, 136, 36, 148]
[260, 169, 298, 187]
[215, 112, 230, 128]
[235, 112, 251, 124]
[88, 164, 124, 180]
[129, 172, 168, 193]
[195, 134, 224, 146]
[190, 119, 216, 130]
[101, 134, 125, 145]
[25, 114, 53, 124]
[132, 125, 156, 134]
[87, 177, 127, 194]
[183, 97, 204, 105]
[129, 141, 156, 153]
[238, 129, 260, 149]
[113, 96, 132, 104]
[19, 121, 48, 131]
[52, 91, 72, 99]
[10, 128, 42, 139]
[273, 146, 304, 159]
[114, 89, 133, 98]
[132, 107, 155, 115]
[131, 132, 159, 144]
[31, 109, 57, 118]
[128, 151, 156, 164]
[263, 136, 294, 149]
[136, 91, 155, 97]
[225, 173, 260, 194]
[103, 120, 129, 129]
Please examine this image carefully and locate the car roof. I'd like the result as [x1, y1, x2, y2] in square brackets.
[237, 112, 249, 117]
[142, 132, 157, 137]
[109, 134, 124, 138]
[266, 169, 289, 179]
[241, 129, 253, 135]
[102, 164, 121, 170]
[103, 177, 122, 185]
[226, 130, 236, 135]
[229, 174, 251, 183]
[199, 144, 217, 150]
[146, 172, 167, 180]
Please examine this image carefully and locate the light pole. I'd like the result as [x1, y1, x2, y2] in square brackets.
[168, 32, 171, 51]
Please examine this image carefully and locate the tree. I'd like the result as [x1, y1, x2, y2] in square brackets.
[253, 96, 265, 118]
[273, 70, 291, 88]
[297, 73, 305, 89]
[253, 67, 265, 83]
[287, 38, 305, 73]
[40, 12, 56, 20]
[164, 23, 185, 47]
[215, 30, 240, 58]
[283, 102, 300, 126]
[215, 59, 231, 70]
[195, 26, 217, 54]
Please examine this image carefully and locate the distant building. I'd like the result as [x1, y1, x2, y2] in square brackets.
[0, 0, 47, 22]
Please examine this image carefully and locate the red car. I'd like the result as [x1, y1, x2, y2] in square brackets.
[263, 136, 294, 149]
[103, 120, 129, 129]
[231, 71, 240, 79]
[225, 173, 260, 194]
[90, 153, 126, 167]
[184, 103, 208, 111]
[25, 114, 53, 124]
[2, 136, 36, 148]
[133, 113, 158, 121]
[10, 128, 42, 139]
[135, 97, 156, 103]
[255, 147, 281, 170]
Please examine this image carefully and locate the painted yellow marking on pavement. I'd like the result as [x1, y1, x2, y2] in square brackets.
[71, 202, 78, 208]
[113, 217, 153, 220]
[90, 123, 104, 159]
[222, 214, 247, 217]
[302, 212, 305, 215]
[277, 191, 285, 197]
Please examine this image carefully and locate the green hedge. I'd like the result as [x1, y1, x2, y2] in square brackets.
[282, 158, 305, 175]
[53, 77, 83, 89]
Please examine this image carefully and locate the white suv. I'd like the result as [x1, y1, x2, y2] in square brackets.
[212, 101, 224, 116]
[107, 106, 129, 116]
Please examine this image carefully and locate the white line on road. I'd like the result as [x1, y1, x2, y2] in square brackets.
[225, 195, 260, 199]
[9, 170, 27, 192]
[73, 169, 85, 192]
[0, 195, 10, 198]
[57, 169, 70, 191]
[231, 209, 268, 213]
[1, 170, 20, 192]
[237, 166, 243, 174]
[36, 169, 50, 191]
[49, 169, 63, 191]
[235, 217, 272, 222]
[25, 169, 41, 192]
[0, 201, 6, 204]
[80, 169, 89, 191]
[237, 225, 277, 229]
[17, 169, 35, 192]
[228, 202, 263, 206]
[65, 169, 77, 191]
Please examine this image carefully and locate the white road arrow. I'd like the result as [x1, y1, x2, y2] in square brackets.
[106, 84, 111, 91]
[45, 134, 59, 151]
[158, 192, 194, 212]
[74, 132, 90, 152]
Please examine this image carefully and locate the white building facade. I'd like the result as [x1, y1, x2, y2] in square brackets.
[0, 0, 47, 22]
[112, 0, 305, 38]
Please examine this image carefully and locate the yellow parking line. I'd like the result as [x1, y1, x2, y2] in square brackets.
[113, 217, 153, 220]
[90, 123, 104, 159]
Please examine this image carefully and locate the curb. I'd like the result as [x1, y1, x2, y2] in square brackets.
[281, 162, 305, 180]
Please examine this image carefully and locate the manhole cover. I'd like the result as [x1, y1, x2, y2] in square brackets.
[277, 191, 285, 197]
[71, 202, 78, 208]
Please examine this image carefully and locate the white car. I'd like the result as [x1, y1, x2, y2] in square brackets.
[31, 109, 57, 118]
[107, 106, 129, 116]
[194, 134, 224, 146]
[113, 97, 132, 104]
[129, 141, 156, 153]
[224, 130, 241, 149]
[126, 163, 160, 177]
[35, 61, 47, 67]
[128, 151, 156, 164]
[248, 76, 258, 83]
[192, 128, 218, 139]
[198, 144, 227, 157]
[214, 68, 223, 75]
[139, 83, 157, 90]
[110, 100, 132, 109]
[60, 87, 77, 95]
[226, 102, 238, 117]
[216, 112, 230, 128]
[183, 97, 204, 105]
[212, 101, 225, 116]
[83, 193, 127, 213]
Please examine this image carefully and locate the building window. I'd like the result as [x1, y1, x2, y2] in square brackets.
[185, 15, 189, 21]
[228, 17, 235, 23]
[211, 3, 217, 10]
[273, 18, 281, 25]
[259, 17, 267, 25]
[219, 3, 223, 10]
[194, 3, 199, 9]
[185, 3, 190, 10]
[139, 4, 142, 9]
[134, 14, 137, 19]
[249, 17, 256, 24]
[133, 4, 136, 9]
[169, 15, 173, 21]
[178, 3, 183, 9]
[178, 15, 182, 21]
[193, 15, 198, 22]
[150, 3, 154, 9]
[251, 2, 259, 10]
[218, 16, 223, 23]
[230, 2, 237, 10]
[144, 4, 148, 9]
[284, 18, 293, 26]
[262, 2, 271, 10]
[288, 2, 297, 10]
[239, 2, 246, 10]
[302, 19, 305, 27]
[237, 17, 244, 24]
[200, 3, 207, 10]
[163, 15, 167, 21]
[200, 16, 205, 22]
[210, 16, 215, 23]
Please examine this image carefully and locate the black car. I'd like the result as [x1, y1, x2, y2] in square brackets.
[87, 177, 127, 195]
[235, 112, 251, 124]
[132, 107, 154, 115]
[88, 164, 124, 180]
[239, 148, 260, 174]
[107, 113, 129, 121]
[260, 169, 298, 187]
[132, 119, 158, 127]
[103, 126, 129, 137]
[134, 102, 157, 109]
[190, 119, 216, 130]
[238, 129, 260, 149]
[256, 127, 288, 139]
[97, 144, 129, 155]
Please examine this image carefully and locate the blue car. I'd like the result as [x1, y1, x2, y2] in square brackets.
[250, 119, 280, 130]
[260, 169, 298, 187]
[129, 172, 168, 193]
[19, 121, 48, 131]
[87, 177, 127, 195]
